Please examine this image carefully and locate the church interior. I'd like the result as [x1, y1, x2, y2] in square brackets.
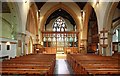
[0, 0, 120, 75]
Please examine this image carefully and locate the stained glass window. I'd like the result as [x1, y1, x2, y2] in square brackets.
[53, 17, 67, 32]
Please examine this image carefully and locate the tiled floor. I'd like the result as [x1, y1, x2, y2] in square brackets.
[54, 59, 74, 75]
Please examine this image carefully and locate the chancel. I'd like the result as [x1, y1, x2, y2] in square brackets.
[0, 0, 120, 75]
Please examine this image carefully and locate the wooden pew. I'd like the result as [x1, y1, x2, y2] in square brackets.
[67, 54, 120, 75]
[0, 54, 56, 75]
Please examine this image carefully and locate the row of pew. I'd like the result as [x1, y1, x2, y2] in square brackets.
[0, 54, 56, 76]
[67, 54, 120, 75]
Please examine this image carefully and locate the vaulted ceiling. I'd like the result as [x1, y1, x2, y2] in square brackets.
[35, 2, 87, 10]
[45, 9, 76, 26]
[35, 2, 87, 27]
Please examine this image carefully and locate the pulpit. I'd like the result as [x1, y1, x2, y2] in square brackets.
[34, 44, 45, 54]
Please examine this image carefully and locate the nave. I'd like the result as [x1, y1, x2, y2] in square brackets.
[0, 53, 120, 75]
[0, 53, 74, 75]
[0, 1, 120, 76]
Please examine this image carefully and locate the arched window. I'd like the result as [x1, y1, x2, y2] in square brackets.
[52, 17, 67, 32]
[113, 29, 119, 42]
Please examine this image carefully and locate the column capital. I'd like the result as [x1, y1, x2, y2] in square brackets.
[17, 33, 26, 38]
[17, 32, 26, 36]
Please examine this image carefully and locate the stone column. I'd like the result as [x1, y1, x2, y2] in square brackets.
[78, 33, 81, 53]
[105, 32, 112, 56]
[104, 29, 113, 56]
[79, 39, 87, 54]
[98, 31, 103, 56]
[118, 29, 120, 52]
[99, 29, 112, 56]
[98, 32, 102, 55]
[82, 39, 87, 54]
[39, 31, 42, 43]
[98, 42, 102, 55]
[16, 33, 26, 56]
[118, 29, 120, 41]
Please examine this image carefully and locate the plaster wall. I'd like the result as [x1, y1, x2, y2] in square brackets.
[0, 38, 17, 58]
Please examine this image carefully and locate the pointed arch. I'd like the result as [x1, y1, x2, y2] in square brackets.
[26, 3, 38, 35]
[40, 3, 81, 31]
[104, 2, 119, 30]
[81, 3, 99, 54]
[28, 36, 33, 54]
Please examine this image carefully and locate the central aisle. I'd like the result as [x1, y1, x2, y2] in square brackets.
[54, 59, 74, 75]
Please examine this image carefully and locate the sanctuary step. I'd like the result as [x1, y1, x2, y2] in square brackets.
[56, 54, 66, 60]
[57, 52, 64, 54]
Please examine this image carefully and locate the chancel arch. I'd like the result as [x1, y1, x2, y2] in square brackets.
[40, 3, 81, 32]
[41, 8, 78, 54]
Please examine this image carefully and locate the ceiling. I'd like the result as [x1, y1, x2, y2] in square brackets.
[117, 2, 120, 9]
[35, 2, 87, 27]
[1, 2, 11, 13]
[35, 2, 87, 10]
[76, 2, 87, 10]
[35, 2, 45, 10]
[45, 9, 76, 26]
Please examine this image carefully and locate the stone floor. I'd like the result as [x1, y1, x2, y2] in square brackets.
[54, 59, 74, 76]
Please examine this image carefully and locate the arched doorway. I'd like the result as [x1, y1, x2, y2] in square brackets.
[87, 8, 99, 54]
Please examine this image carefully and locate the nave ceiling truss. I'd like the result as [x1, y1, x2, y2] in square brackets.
[45, 9, 76, 27]
[35, 2, 87, 26]
[35, 2, 87, 10]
